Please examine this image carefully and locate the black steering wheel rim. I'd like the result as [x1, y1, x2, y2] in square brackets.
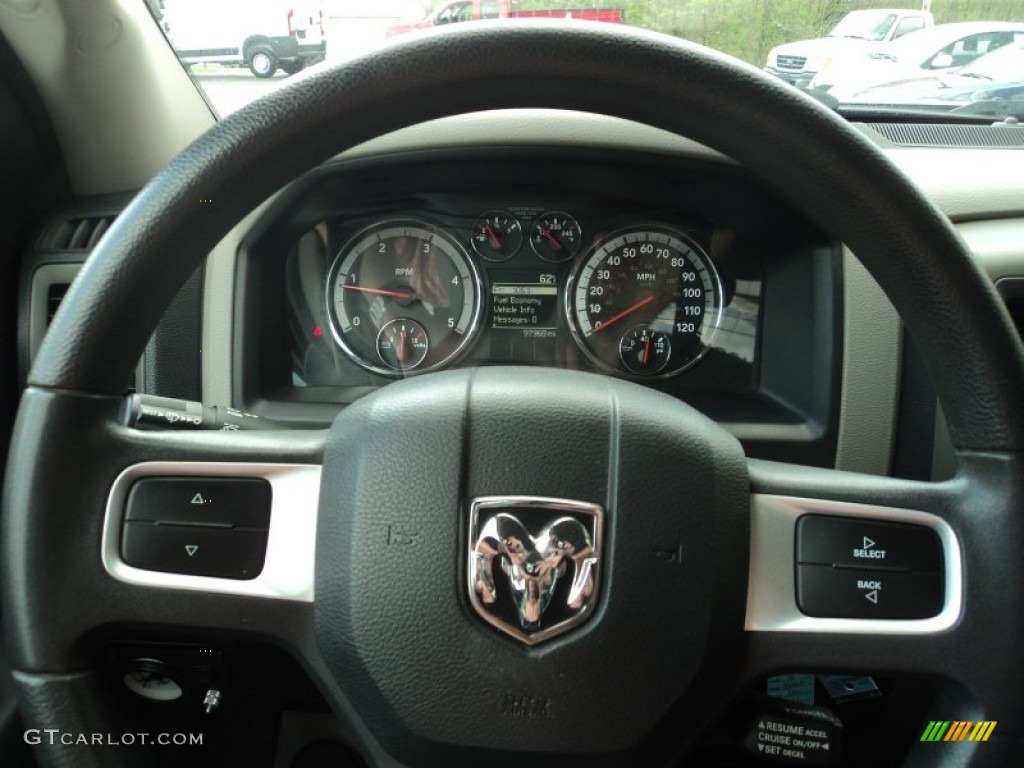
[5, 19, 1024, 767]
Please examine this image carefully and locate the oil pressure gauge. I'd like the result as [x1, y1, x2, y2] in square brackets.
[619, 326, 671, 374]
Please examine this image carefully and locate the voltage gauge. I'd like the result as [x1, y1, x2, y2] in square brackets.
[377, 319, 429, 371]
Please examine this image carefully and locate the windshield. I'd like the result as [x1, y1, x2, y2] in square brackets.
[144, 0, 1024, 120]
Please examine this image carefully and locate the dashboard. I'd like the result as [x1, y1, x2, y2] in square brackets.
[235, 147, 841, 466]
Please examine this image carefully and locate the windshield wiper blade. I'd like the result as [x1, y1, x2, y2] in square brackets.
[834, 103, 1015, 123]
[951, 101, 1024, 120]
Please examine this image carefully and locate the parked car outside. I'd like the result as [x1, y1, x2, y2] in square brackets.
[161, 0, 327, 77]
[812, 21, 1024, 99]
[834, 40, 1024, 116]
[764, 7, 933, 87]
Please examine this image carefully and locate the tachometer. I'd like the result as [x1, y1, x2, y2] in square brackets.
[566, 226, 723, 377]
[326, 221, 483, 376]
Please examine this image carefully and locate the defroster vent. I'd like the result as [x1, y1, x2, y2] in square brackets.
[858, 122, 1024, 149]
[45, 214, 116, 250]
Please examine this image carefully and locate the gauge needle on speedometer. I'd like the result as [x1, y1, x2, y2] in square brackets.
[588, 294, 656, 336]
[342, 285, 414, 300]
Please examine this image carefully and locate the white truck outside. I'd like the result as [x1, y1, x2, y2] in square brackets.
[159, 0, 327, 78]
[765, 8, 934, 87]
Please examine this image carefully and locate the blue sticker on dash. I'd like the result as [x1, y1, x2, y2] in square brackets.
[766, 674, 816, 706]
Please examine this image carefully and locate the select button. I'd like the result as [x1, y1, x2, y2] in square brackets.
[796, 515, 942, 572]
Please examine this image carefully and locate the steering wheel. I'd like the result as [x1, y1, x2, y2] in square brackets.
[5, 20, 1024, 768]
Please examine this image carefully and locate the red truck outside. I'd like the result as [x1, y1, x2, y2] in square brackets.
[387, 0, 624, 38]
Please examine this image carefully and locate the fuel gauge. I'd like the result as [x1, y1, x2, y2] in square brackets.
[471, 210, 522, 262]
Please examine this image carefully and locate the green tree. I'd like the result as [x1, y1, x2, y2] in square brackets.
[434, 0, 1024, 65]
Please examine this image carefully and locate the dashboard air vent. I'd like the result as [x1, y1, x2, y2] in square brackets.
[46, 283, 70, 325]
[858, 122, 1024, 149]
[48, 214, 116, 250]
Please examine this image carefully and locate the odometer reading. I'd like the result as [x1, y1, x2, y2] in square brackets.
[566, 226, 723, 377]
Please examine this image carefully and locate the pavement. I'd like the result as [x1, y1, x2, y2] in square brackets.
[190, 67, 291, 116]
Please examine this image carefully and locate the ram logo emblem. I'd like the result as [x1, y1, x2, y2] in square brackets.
[467, 497, 603, 645]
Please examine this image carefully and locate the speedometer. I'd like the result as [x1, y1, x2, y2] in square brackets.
[326, 221, 483, 376]
[566, 226, 723, 378]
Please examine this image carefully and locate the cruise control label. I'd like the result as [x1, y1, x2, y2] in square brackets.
[748, 713, 839, 765]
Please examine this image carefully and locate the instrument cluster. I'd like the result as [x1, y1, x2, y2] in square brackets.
[315, 208, 745, 383]
[245, 150, 832, 462]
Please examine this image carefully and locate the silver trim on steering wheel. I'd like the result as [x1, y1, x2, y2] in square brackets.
[102, 462, 321, 601]
[746, 494, 963, 634]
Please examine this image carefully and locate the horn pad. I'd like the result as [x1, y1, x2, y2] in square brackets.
[315, 367, 748, 763]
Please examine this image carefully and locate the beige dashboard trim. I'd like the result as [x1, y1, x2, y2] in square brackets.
[338, 109, 733, 164]
[0, 0, 215, 195]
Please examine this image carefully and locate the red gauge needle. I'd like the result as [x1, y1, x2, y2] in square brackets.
[397, 331, 407, 363]
[485, 224, 502, 250]
[539, 228, 563, 251]
[342, 285, 413, 300]
[589, 295, 656, 336]
[642, 334, 652, 365]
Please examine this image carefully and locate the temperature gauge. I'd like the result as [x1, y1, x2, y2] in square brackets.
[377, 319, 429, 371]
[530, 211, 581, 263]
[619, 326, 671, 375]
[471, 210, 522, 262]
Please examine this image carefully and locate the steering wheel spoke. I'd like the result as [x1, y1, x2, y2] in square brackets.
[742, 454, 1024, 742]
[3, 387, 324, 673]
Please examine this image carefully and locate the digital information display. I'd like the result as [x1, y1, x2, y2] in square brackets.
[488, 271, 561, 363]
